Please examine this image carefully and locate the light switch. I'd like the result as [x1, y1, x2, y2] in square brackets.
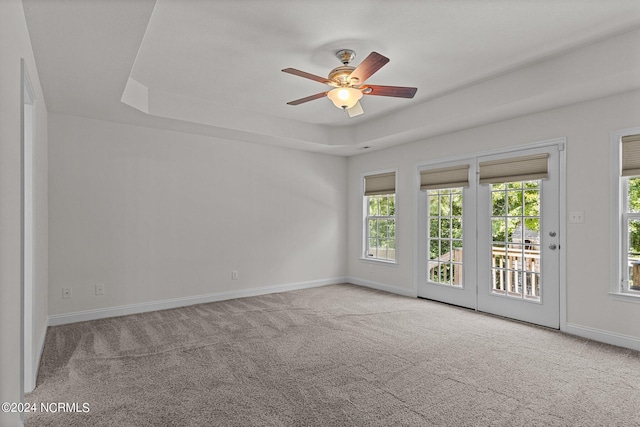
[569, 211, 584, 223]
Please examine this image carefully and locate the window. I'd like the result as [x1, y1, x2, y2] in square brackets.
[618, 132, 640, 295]
[366, 194, 396, 261]
[363, 171, 396, 262]
[622, 175, 640, 292]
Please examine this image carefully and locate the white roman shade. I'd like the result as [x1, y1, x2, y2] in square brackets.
[420, 165, 470, 191]
[364, 172, 396, 196]
[622, 134, 640, 177]
[479, 153, 549, 184]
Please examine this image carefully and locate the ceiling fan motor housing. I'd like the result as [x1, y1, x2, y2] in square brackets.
[328, 65, 356, 86]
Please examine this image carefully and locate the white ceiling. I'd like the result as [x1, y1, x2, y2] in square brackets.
[23, 0, 640, 156]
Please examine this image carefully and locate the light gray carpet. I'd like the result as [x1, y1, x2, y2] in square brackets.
[26, 284, 640, 426]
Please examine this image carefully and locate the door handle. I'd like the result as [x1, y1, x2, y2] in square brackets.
[549, 244, 557, 250]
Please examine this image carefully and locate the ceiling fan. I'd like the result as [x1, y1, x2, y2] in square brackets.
[282, 49, 417, 118]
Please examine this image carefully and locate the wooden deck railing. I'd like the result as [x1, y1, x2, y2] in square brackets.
[428, 248, 463, 285]
[491, 247, 540, 299]
[428, 247, 541, 299]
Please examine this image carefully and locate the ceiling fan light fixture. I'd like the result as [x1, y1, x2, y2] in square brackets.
[283, 50, 417, 117]
[327, 87, 362, 109]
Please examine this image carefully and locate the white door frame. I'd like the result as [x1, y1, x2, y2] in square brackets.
[21, 59, 36, 394]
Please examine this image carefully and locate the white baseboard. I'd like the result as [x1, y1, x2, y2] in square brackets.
[349, 278, 640, 352]
[347, 276, 417, 298]
[48, 277, 347, 326]
[565, 323, 640, 352]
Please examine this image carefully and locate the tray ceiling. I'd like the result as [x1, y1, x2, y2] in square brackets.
[23, 0, 640, 155]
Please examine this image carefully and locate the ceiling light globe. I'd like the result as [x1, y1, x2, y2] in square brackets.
[327, 87, 363, 110]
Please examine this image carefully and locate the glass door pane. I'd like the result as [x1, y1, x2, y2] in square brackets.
[428, 188, 464, 287]
[490, 181, 541, 301]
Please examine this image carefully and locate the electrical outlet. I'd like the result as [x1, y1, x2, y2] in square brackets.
[62, 287, 72, 299]
[232, 270, 239, 280]
[95, 284, 105, 295]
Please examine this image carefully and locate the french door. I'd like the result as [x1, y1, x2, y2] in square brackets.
[477, 145, 560, 328]
[417, 160, 477, 309]
[418, 143, 562, 329]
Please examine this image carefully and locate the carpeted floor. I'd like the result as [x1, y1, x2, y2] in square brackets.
[26, 284, 640, 426]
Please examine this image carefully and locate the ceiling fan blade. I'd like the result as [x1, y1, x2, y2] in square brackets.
[349, 52, 389, 84]
[347, 101, 364, 118]
[286, 92, 328, 105]
[282, 68, 332, 85]
[363, 85, 417, 98]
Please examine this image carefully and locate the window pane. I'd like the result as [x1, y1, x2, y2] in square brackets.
[492, 219, 506, 243]
[387, 221, 396, 239]
[429, 194, 439, 216]
[508, 181, 522, 189]
[629, 177, 640, 213]
[440, 218, 451, 239]
[493, 182, 506, 191]
[451, 193, 463, 216]
[492, 190, 506, 216]
[524, 218, 540, 246]
[429, 219, 439, 238]
[439, 194, 450, 216]
[507, 218, 521, 243]
[492, 244, 506, 267]
[524, 189, 540, 216]
[451, 218, 462, 238]
[380, 196, 388, 216]
[388, 251, 396, 261]
[369, 196, 378, 215]
[429, 239, 439, 260]
[378, 219, 388, 239]
[368, 219, 378, 238]
[508, 190, 523, 216]
[441, 264, 451, 284]
[439, 239, 451, 258]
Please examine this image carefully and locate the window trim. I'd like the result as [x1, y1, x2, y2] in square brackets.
[361, 168, 398, 264]
[611, 126, 640, 303]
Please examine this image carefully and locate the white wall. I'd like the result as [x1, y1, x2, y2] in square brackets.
[348, 90, 640, 347]
[48, 114, 347, 319]
[0, 0, 48, 425]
